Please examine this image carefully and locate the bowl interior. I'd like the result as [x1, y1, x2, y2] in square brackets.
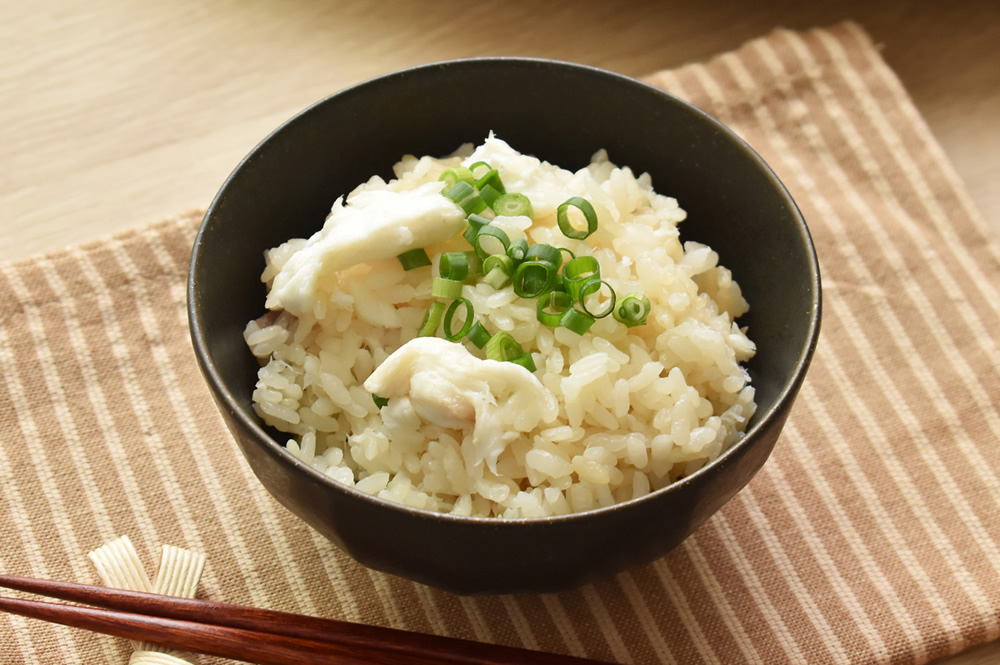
[193, 57, 817, 435]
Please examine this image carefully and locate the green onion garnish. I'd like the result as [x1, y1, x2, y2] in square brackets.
[469, 161, 492, 179]
[557, 196, 598, 240]
[444, 181, 487, 215]
[431, 277, 464, 300]
[475, 167, 506, 195]
[483, 331, 536, 371]
[537, 290, 572, 327]
[492, 192, 533, 218]
[560, 308, 596, 335]
[524, 243, 562, 268]
[485, 331, 527, 363]
[431, 182, 650, 341]
[444, 180, 474, 202]
[473, 225, 511, 260]
[507, 237, 528, 262]
[466, 321, 491, 349]
[479, 184, 503, 208]
[443, 298, 474, 341]
[510, 352, 537, 373]
[467, 213, 491, 228]
[439, 167, 475, 188]
[483, 253, 514, 289]
[614, 293, 652, 327]
[562, 255, 601, 302]
[578, 278, 616, 319]
[464, 251, 484, 278]
[463, 213, 491, 245]
[513, 259, 558, 299]
[440, 252, 470, 281]
[418, 301, 446, 337]
[483, 253, 514, 276]
[397, 248, 431, 271]
[483, 265, 512, 290]
[372, 394, 389, 409]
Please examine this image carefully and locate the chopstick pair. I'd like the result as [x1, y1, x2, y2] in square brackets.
[0, 574, 612, 665]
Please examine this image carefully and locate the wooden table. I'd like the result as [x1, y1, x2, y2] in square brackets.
[3, 1, 997, 663]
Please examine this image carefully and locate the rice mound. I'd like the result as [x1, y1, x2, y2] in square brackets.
[244, 135, 757, 518]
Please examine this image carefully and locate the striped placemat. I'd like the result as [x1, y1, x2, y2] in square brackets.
[2, 21, 998, 665]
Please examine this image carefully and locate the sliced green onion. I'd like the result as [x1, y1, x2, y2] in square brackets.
[466, 321, 491, 349]
[418, 301, 446, 337]
[397, 248, 431, 270]
[513, 259, 558, 298]
[524, 243, 562, 268]
[431, 277, 464, 300]
[439, 166, 475, 188]
[467, 213, 491, 229]
[558, 247, 576, 262]
[444, 181, 487, 215]
[443, 298, 474, 341]
[492, 192, 533, 218]
[614, 293, 652, 327]
[468, 161, 492, 179]
[483, 253, 514, 276]
[561, 308, 596, 335]
[372, 394, 389, 409]
[473, 225, 511, 260]
[557, 196, 598, 240]
[483, 332, 536, 372]
[537, 290, 572, 327]
[562, 255, 601, 302]
[507, 237, 528, 262]
[483, 265, 512, 290]
[463, 213, 491, 245]
[483, 253, 514, 289]
[485, 331, 525, 363]
[510, 352, 537, 373]
[463, 251, 484, 278]
[479, 183, 503, 208]
[444, 180, 473, 202]
[578, 278, 616, 319]
[475, 168, 506, 195]
[440, 252, 469, 281]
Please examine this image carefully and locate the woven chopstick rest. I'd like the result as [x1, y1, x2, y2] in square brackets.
[89, 536, 206, 664]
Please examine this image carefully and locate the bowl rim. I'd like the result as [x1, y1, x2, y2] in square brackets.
[188, 55, 822, 527]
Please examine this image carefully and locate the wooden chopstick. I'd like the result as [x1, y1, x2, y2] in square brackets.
[0, 593, 367, 665]
[0, 575, 612, 665]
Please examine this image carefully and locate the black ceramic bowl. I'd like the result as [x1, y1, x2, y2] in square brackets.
[188, 58, 821, 595]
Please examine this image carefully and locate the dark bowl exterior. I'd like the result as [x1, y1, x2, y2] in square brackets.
[188, 58, 821, 594]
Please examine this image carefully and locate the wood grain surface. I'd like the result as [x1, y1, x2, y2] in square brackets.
[2, 1, 997, 663]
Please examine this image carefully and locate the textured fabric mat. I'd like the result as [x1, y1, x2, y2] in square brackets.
[2, 21, 999, 665]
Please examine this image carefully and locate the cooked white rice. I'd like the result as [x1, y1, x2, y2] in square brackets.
[244, 135, 756, 518]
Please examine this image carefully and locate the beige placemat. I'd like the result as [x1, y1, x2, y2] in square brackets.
[2, 21, 999, 665]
